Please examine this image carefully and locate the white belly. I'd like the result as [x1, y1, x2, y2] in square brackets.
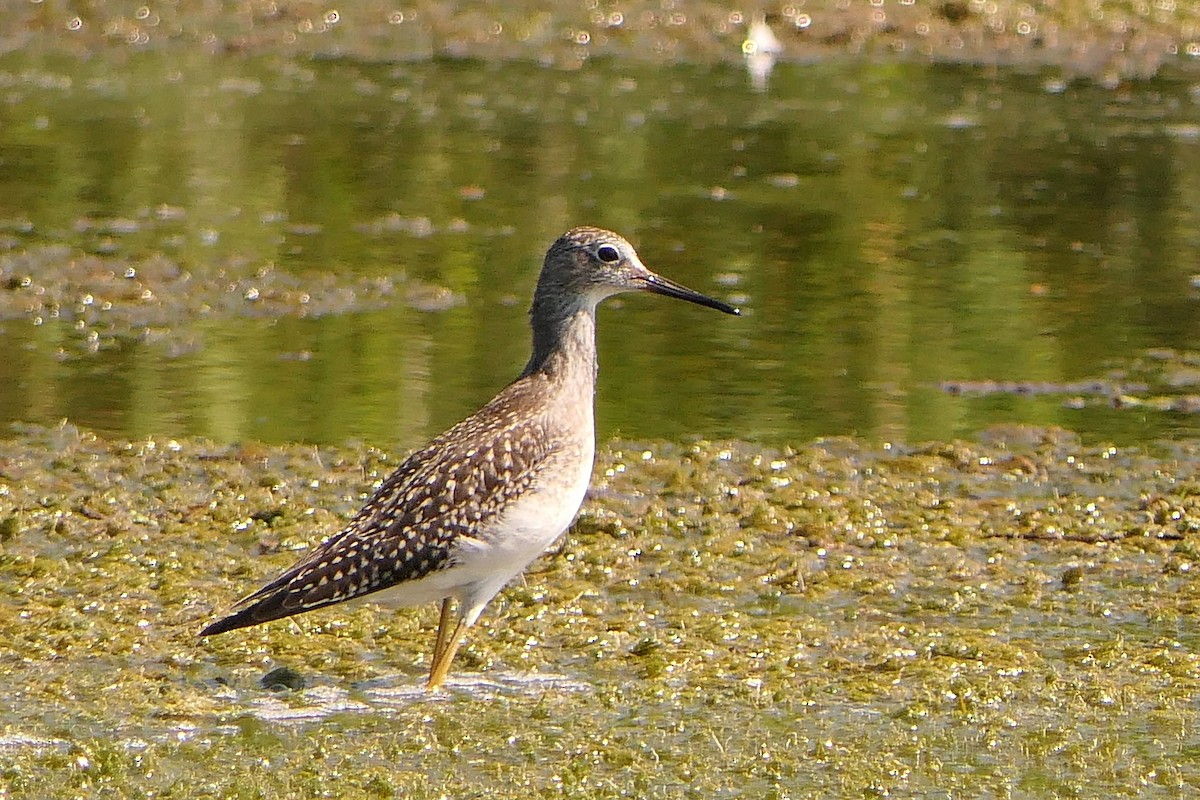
[372, 437, 596, 625]
[488, 438, 595, 562]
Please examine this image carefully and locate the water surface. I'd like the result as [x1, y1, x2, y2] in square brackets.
[1, 54, 1199, 448]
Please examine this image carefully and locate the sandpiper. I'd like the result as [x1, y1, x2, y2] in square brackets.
[200, 227, 739, 689]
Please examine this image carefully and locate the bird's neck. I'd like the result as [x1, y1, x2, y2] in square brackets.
[521, 303, 598, 390]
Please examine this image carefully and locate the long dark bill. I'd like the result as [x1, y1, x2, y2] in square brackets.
[640, 273, 741, 315]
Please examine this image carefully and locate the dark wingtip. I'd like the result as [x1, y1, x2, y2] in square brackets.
[199, 605, 271, 637]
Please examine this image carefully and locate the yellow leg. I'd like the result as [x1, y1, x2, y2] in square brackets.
[431, 597, 455, 665]
[426, 612, 468, 691]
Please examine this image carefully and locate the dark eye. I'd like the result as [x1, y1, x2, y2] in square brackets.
[596, 244, 621, 263]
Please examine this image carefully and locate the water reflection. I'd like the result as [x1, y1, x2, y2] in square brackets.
[742, 15, 782, 92]
[0, 54, 1198, 448]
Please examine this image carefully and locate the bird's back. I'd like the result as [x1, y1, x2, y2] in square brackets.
[200, 367, 593, 635]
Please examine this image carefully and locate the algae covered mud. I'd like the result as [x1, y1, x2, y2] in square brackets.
[2, 423, 1200, 796]
[6, 0, 1200, 81]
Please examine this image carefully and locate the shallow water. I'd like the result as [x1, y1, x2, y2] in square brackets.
[1, 54, 1199, 448]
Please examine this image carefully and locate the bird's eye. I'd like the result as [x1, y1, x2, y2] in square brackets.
[596, 244, 621, 263]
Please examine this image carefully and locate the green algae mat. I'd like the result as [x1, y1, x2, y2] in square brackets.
[3, 423, 1199, 797]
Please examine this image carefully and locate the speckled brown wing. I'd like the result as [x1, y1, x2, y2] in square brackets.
[200, 385, 553, 636]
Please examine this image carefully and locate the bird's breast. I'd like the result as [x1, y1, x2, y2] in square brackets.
[483, 433, 594, 561]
